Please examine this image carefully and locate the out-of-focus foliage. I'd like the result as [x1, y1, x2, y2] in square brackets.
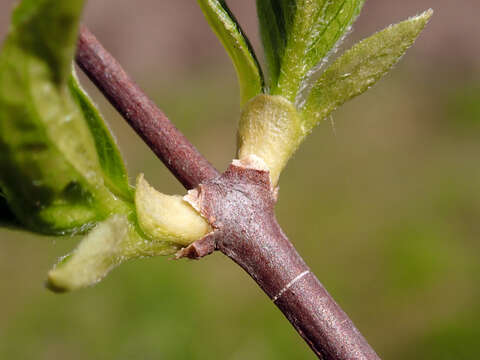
[0, 190, 16, 225]
[0, 0, 130, 234]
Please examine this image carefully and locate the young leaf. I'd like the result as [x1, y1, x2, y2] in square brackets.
[11, 0, 85, 84]
[197, 0, 264, 105]
[256, 0, 293, 93]
[257, 0, 365, 102]
[47, 215, 182, 292]
[69, 73, 132, 201]
[46, 175, 211, 292]
[302, 10, 433, 131]
[0, 0, 129, 234]
[135, 174, 211, 246]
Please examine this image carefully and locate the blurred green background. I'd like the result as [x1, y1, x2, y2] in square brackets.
[1, 1, 479, 359]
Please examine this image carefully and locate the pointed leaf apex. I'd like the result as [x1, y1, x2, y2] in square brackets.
[417, 8, 434, 21]
[399, 9, 433, 33]
[302, 9, 434, 130]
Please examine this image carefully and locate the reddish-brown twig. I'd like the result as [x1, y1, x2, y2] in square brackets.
[76, 25, 381, 360]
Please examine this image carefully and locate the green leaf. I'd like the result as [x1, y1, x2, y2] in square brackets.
[69, 73, 132, 202]
[257, 0, 365, 102]
[47, 174, 213, 292]
[47, 215, 182, 292]
[11, 0, 85, 84]
[302, 10, 433, 131]
[0, 0, 129, 234]
[197, 0, 264, 105]
[256, 0, 293, 93]
[0, 0, 210, 292]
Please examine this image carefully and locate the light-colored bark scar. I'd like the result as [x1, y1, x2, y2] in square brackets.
[273, 270, 310, 302]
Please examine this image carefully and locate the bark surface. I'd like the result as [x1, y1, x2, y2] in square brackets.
[182, 161, 380, 360]
[76, 25, 218, 189]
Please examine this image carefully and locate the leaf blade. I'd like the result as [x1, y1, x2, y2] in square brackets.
[256, 0, 295, 91]
[281, 0, 365, 102]
[47, 215, 182, 292]
[12, 0, 85, 84]
[0, 0, 129, 234]
[197, 0, 264, 105]
[302, 10, 433, 131]
[257, 0, 365, 102]
[69, 72, 132, 202]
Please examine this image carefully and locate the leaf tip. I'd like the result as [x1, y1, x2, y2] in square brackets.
[411, 8, 434, 28]
[45, 272, 72, 294]
[424, 8, 434, 19]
